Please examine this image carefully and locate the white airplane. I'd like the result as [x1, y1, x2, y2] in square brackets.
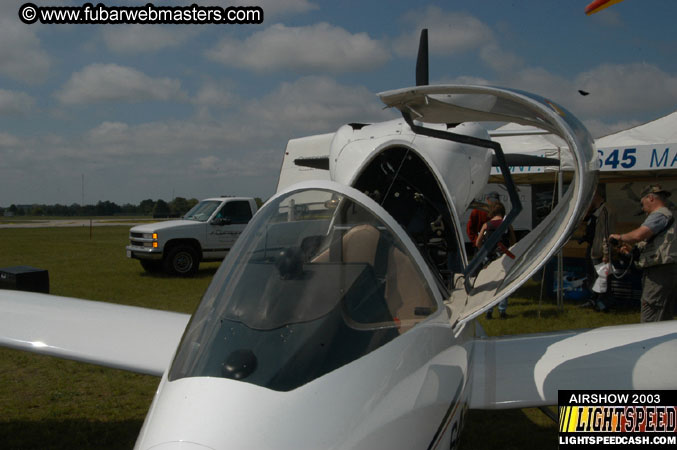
[2, 30, 677, 450]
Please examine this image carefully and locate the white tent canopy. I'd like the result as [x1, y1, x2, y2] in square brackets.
[489, 111, 677, 178]
[597, 111, 677, 146]
[595, 111, 677, 173]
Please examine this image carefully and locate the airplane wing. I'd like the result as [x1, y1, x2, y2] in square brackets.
[0, 289, 190, 376]
[470, 321, 677, 409]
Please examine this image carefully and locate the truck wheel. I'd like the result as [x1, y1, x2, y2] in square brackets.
[140, 260, 163, 273]
[164, 245, 200, 276]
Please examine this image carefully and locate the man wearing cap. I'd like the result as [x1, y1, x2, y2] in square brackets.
[610, 184, 677, 322]
[466, 191, 500, 257]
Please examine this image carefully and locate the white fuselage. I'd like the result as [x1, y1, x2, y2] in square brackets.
[134, 320, 476, 450]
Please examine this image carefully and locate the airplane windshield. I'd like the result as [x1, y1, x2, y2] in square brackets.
[183, 200, 221, 221]
[170, 187, 438, 391]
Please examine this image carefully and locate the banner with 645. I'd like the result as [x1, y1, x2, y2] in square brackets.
[596, 146, 677, 171]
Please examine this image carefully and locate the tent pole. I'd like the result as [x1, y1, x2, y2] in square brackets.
[557, 150, 564, 311]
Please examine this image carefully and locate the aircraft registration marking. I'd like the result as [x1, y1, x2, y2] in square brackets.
[427, 379, 468, 450]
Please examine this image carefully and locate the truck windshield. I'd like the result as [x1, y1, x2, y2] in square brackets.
[184, 200, 221, 222]
[169, 187, 438, 391]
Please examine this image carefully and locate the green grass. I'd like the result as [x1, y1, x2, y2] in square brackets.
[0, 226, 217, 311]
[0, 226, 218, 449]
[0, 226, 641, 449]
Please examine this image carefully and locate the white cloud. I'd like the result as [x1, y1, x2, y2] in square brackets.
[191, 155, 273, 178]
[392, 6, 494, 57]
[502, 67, 573, 100]
[392, 6, 523, 78]
[0, 89, 35, 115]
[193, 79, 237, 108]
[389, 9, 677, 126]
[583, 118, 642, 139]
[479, 42, 523, 74]
[84, 119, 243, 158]
[573, 63, 677, 117]
[207, 23, 390, 73]
[99, 0, 318, 54]
[0, 132, 22, 149]
[102, 25, 198, 53]
[81, 77, 391, 158]
[495, 63, 677, 125]
[435, 75, 492, 86]
[0, 17, 50, 84]
[244, 76, 395, 134]
[1, 75, 397, 204]
[196, 155, 220, 173]
[55, 64, 186, 105]
[87, 121, 130, 144]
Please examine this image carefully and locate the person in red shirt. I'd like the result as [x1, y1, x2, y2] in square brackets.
[475, 201, 516, 319]
[466, 191, 500, 257]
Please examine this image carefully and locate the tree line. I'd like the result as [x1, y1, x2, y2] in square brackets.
[1, 197, 200, 218]
[1, 196, 266, 218]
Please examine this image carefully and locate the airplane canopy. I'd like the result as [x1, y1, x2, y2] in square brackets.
[169, 181, 444, 391]
[379, 85, 579, 135]
[379, 84, 597, 325]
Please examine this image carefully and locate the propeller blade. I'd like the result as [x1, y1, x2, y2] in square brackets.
[416, 29, 429, 86]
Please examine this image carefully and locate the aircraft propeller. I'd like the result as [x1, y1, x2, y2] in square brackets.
[416, 29, 429, 86]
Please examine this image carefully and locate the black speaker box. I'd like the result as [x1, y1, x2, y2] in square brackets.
[0, 266, 50, 294]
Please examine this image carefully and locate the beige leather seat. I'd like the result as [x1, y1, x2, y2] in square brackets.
[313, 224, 434, 331]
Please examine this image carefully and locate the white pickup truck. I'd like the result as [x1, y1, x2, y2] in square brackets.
[126, 197, 258, 276]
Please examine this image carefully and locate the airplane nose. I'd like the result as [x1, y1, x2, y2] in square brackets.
[143, 442, 214, 450]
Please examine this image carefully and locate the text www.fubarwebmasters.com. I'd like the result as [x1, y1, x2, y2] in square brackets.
[19, 2, 264, 25]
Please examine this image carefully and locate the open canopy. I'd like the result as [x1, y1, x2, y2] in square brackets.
[378, 84, 597, 324]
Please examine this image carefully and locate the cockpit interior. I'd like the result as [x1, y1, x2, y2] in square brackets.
[170, 187, 440, 391]
[352, 146, 464, 292]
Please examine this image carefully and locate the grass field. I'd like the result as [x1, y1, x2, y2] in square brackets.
[0, 226, 641, 449]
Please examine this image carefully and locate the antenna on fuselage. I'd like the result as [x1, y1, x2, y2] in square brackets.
[416, 29, 429, 86]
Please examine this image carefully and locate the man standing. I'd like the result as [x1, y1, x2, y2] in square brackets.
[581, 188, 616, 311]
[610, 185, 676, 322]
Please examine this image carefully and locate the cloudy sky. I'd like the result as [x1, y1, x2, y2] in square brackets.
[1, 0, 676, 206]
